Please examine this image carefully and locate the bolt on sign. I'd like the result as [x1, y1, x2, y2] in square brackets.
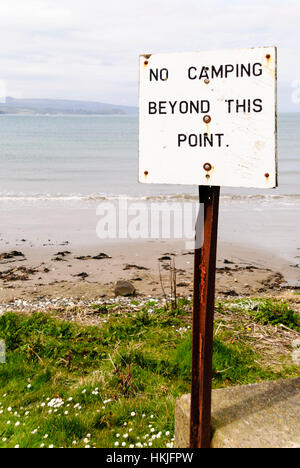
[139, 47, 277, 189]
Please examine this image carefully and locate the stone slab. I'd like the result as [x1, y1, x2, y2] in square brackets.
[175, 378, 300, 448]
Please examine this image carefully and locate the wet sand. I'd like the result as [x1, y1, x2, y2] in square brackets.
[0, 239, 298, 307]
[0, 197, 299, 306]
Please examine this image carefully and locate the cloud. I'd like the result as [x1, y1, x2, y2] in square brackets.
[0, 1, 73, 30]
[0, 0, 299, 109]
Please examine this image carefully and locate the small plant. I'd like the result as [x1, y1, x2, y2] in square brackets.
[252, 300, 300, 331]
[158, 258, 178, 311]
[90, 304, 108, 313]
[224, 298, 300, 332]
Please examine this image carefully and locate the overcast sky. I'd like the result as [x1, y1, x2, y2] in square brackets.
[0, 0, 299, 111]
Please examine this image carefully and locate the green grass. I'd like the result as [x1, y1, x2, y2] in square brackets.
[222, 298, 300, 332]
[0, 297, 298, 448]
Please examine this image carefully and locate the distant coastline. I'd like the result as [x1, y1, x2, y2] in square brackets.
[0, 97, 138, 116]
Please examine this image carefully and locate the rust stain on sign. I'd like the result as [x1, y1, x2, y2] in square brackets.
[203, 116, 211, 134]
[264, 53, 275, 78]
[203, 163, 212, 172]
[203, 115, 211, 124]
[142, 54, 152, 68]
[203, 162, 215, 183]
[255, 141, 266, 150]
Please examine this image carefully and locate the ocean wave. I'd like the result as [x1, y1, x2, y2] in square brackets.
[0, 192, 300, 203]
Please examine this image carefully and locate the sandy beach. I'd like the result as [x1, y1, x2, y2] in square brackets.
[0, 237, 299, 309]
[0, 195, 299, 304]
[0, 195, 299, 311]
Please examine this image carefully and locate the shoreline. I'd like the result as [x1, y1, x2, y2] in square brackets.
[0, 195, 299, 305]
[0, 239, 299, 308]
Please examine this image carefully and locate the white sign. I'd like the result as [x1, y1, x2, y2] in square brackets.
[139, 47, 277, 189]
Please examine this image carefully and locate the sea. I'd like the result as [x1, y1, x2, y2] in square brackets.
[0, 113, 299, 201]
[0, 113, 299, 281]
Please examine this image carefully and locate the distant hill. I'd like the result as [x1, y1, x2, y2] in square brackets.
[0, 97, 138, 115]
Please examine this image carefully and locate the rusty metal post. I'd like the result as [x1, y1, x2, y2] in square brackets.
[190, 185, 220, 449]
